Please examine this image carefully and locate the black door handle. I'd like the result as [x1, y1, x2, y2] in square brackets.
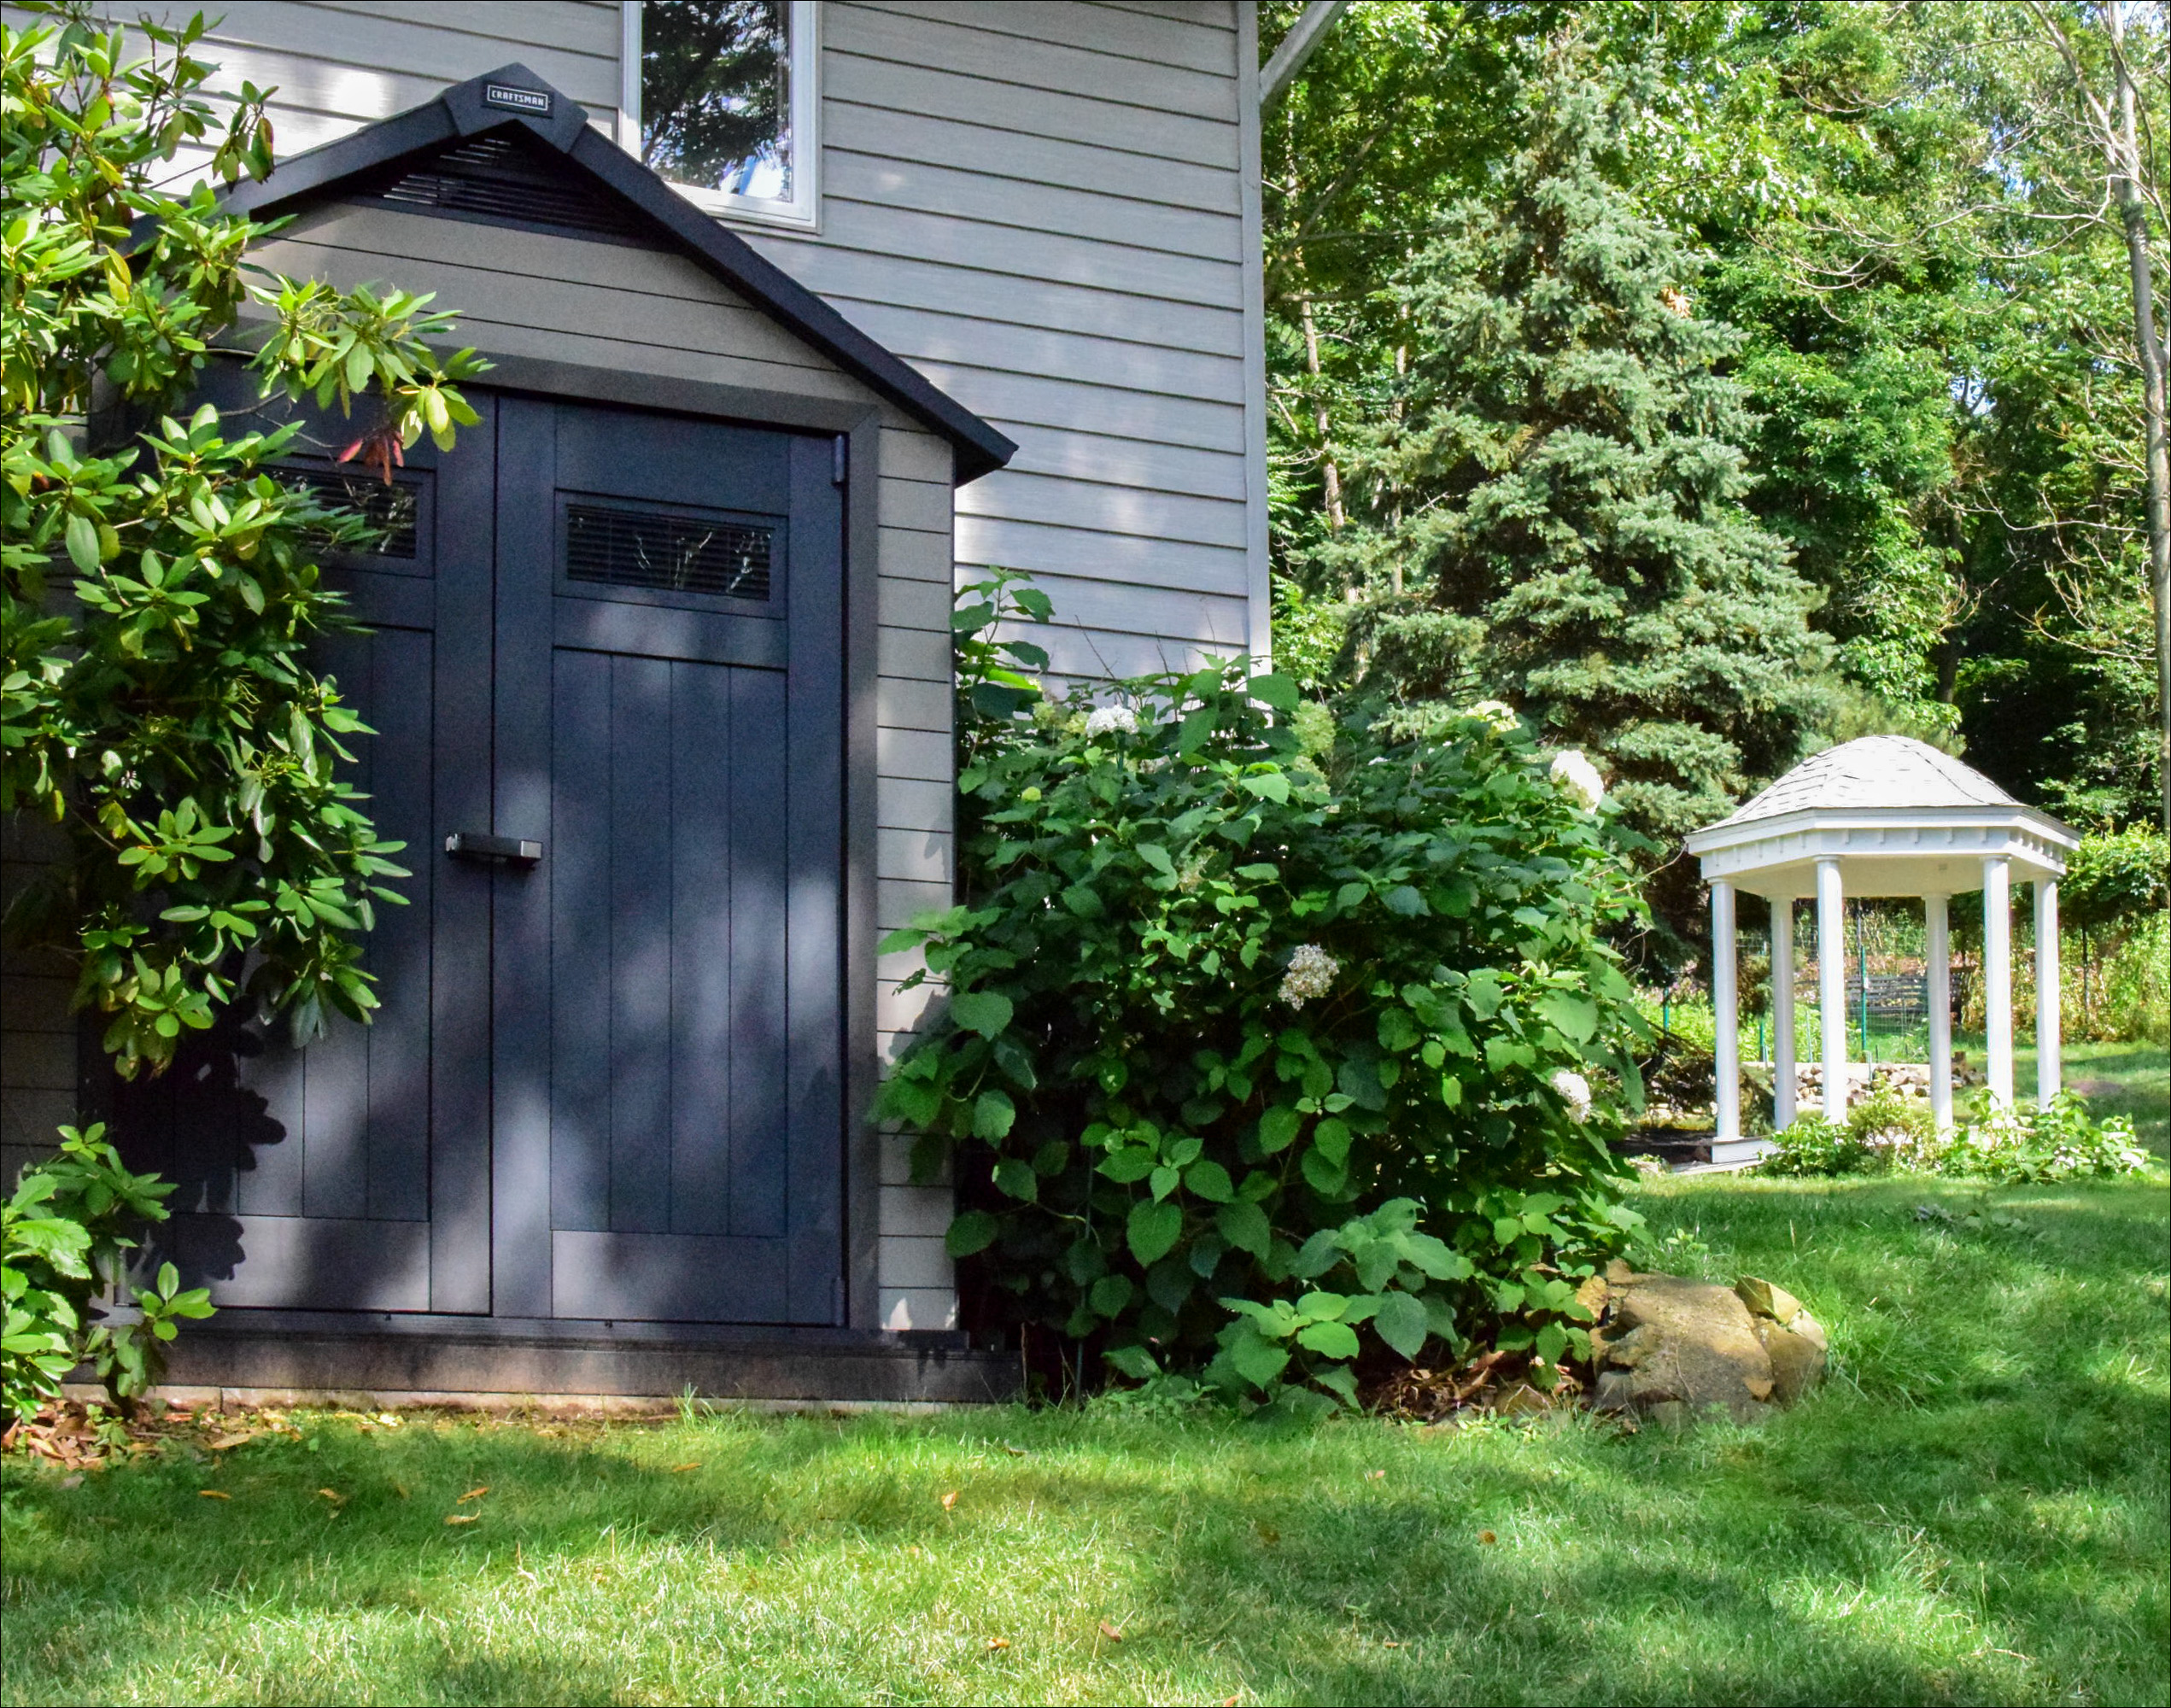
[444, 832, 543, 865]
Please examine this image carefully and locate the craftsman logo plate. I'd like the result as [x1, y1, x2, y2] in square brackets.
[483, 84, 551, 115]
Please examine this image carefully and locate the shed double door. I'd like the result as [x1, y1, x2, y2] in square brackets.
[126, 394, 846, 1327]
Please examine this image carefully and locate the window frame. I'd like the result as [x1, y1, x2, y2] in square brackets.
[619, 0, 821, 232]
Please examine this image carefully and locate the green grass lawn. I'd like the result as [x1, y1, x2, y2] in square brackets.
[5, 1056, 2165, 1706]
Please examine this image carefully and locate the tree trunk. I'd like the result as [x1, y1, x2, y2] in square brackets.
[2109, 4, 2171, 834]
[1297, 292, 1346, 535]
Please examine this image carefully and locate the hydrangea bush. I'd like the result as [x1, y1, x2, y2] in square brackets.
[877, 581, 1651, 1413]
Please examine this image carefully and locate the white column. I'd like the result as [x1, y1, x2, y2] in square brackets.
[1712, 880, 1740, 1142]
[1770, 898, 1796, 1131]
[1982, 856, 2013, 1109]
[1925, 893, 1953, 1132]
[1817, 857, 1847, 1123]
[2034, 876, 2061, 1106]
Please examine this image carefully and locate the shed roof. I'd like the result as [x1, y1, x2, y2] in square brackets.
[198, 64, 1016, 483]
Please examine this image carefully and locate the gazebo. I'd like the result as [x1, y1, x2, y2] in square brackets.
[1682, 736, 2082, 1166]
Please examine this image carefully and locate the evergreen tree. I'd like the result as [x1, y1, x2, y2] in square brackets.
[1339, 59, 1831, 853]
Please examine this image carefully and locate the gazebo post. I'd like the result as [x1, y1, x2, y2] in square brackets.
[1925, 893, 1953, 1132]
[1817, 857, 1846, 1123]
[2034, 876, 2061, 1106]
[1770, 897, 1796, 1132]
[1815, 863, 1849, 1128]
[1712, 880, 1740, 1145]
[1982, 856, 2014, 1109]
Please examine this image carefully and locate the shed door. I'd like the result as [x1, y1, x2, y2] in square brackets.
[119, 413, 498, 1313]
[489, 400, 845, 1325]
[126, 391, 846, 1328]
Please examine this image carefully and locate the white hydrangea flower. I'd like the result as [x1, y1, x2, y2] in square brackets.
[1083, 704, 1139, 740]
[1464, 699, 1520, 734]
[1550, 1068, 1592, 1121]
[1549, 749, 1606, 810]
[1278, 943, 1340, 1009]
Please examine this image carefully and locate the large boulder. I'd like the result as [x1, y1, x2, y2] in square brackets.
[1734, 1274, 1829, 1402]
[1587, 1267, 1828, 1425]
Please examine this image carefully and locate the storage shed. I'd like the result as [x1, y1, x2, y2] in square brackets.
[99, 63, 1021, 1403]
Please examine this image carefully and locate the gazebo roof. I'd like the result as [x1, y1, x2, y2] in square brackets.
[1684, 735, 2079, 898]
[1714, 735, 2016, 826]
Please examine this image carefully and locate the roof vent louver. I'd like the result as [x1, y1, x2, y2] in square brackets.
[565, 502, 774, 602]
[356, 133, 653, 244]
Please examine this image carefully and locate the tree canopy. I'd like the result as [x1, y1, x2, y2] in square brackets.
[1264, 1, 2170, 875]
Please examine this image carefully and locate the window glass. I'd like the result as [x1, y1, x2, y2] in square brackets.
[641, 0, 793, 202]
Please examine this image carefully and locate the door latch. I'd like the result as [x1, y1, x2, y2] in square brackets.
[444, 831, 543, 866]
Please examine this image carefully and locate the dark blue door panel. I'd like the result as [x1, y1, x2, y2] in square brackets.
[496, 400, 844, 1326]
[120, 391, 497, 1314]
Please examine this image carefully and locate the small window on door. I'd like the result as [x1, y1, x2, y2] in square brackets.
[624, 0, 819, 230]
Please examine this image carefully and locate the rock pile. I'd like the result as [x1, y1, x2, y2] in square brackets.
[1586, 1262, 1827, 1427]
[1792, 1057, 1975, 1109]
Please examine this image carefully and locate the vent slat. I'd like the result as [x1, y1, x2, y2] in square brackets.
[360, 135, 650, 243]
[285, 469, 419, 559]
[565, 503, 773, 601]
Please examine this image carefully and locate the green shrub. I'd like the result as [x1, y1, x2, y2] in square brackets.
[1758, 1089, 2148, 1184]
[3, 8, 483, 1072]
[878, 583, 1650, 1415]
[2, 1125, 211, 1420]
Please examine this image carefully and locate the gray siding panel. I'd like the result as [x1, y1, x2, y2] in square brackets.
[764, 2, 1264, 816]
[824, 150, 1241, 262]
[822, 297, 1243, 401]
[825, 100, 1238, 214]
[781, 248, 1243, 358]
[770, 202, 1239, 307]
[857, 0, 1237, 73]
[823, 48, 1232, 167]
[829, 5, 1235, 116]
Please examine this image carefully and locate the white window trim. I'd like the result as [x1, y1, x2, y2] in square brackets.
[619, 0, 821, 232]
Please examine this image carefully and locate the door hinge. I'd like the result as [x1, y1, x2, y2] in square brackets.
[832, 434, 848, 487]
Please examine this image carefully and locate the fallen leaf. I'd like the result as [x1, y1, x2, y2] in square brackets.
[198, 1489, 231, 1500]
[377, 1413, 400, 1428]
[986, 1637, 1010, 1651]
[1383, 1640, 1401, 1648]
[1479, 1530, 1497, 1545]
[670, 1461, 703, 1472]
[1000, 1442, 1027, 1456]
[393, 1483, 410, 1500]
[57, 1473, 84, 1490]
[208, 1431, 257, 1451]
[1098, 1621, 1124, 1642]
[458, 1485, 489, 1502]
[1364, 1469, 1386, 1482]
[940, 1489, 958, 1510]
[316, 1488, 346, 1506]
[445, 1513, 479, 1526]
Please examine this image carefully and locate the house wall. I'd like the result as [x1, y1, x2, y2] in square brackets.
[1, 0, 1271, 1341]
[13, 0, 1269, 679]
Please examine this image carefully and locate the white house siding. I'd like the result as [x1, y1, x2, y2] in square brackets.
[2, 0, 1273, 1339]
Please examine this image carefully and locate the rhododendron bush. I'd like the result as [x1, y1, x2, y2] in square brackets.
[878, 579, 1653, 1413]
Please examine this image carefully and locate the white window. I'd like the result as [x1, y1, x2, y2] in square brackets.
[621, 0, 819, 230]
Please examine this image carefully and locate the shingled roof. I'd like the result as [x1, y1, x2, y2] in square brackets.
[1712, 735, 2018, 828]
